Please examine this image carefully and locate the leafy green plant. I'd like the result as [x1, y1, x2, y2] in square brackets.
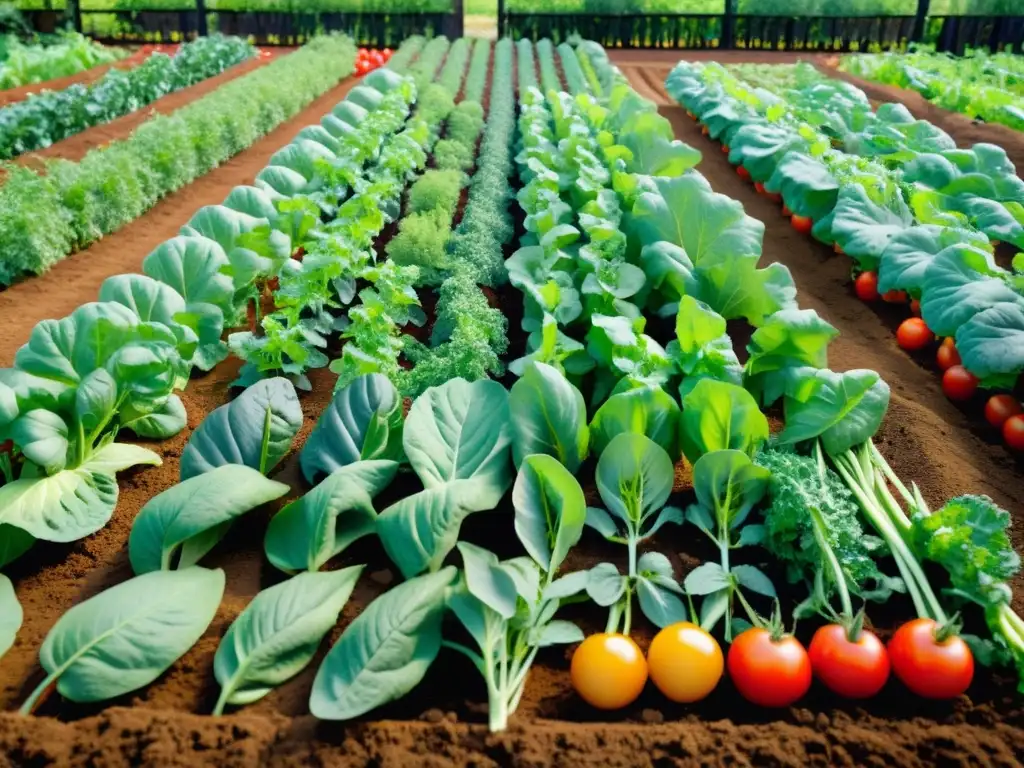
[508, 362, 589, 473]
[213, 567, 362, 715]
[406, 169, 463, 215]
[0, 573, 20, 660]
[19, 567, 225, 713]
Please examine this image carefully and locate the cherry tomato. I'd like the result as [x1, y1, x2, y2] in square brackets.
[882, 289, 909, 304]
[722, 144, 730, 154]
[791, 214, 813, 234]
[355, 59, 370, 75]
[888, 619, 973, 699]
[896, 317, 933, 351]
[754, 181, 766, 194]
[1004, 414, 1024, 451]
[808, 625, 890, 699]
[936, 337, 961, 371]
[727, 628, 812, 708]
[701, 124, 710, 136]
[782, 204, 793, 218]
[737, 165, 751, 181]
[571, 634, 648, 710]
[382, 47, 393, 60]
[647, 622, 723, 703]
[854, 271, 880, 302]
[910, 298, 921, 316]
[942, 365, 978, 401]
[985, 394, 1022, 429]
[370, 50, 384, 66]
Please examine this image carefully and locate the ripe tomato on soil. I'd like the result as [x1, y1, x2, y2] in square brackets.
[790, 214, 813, 234]
[647, 623, 723, 703]
[888, 619, 973, 699]
[808, 625, 890, 699]
[942, 365, 978, 401]
[882, 289, 908, 304]
[1004, 414, 1024, 451]
[896, 318, 933, 351]
[737, 165, 751, 181]
[936, 337, 961, 371]
[854, 271, 880, 302]
[571, 634, 648, 710]
[985, 395, 1022, 429]
[727, 628, 812, 708]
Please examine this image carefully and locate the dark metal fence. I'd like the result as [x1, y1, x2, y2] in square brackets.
[24, 2, 461, 46]
[498, 0, 1024, 53]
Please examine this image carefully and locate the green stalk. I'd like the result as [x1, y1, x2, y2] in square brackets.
[809, 504, 853, 620]
[19, 671, 58, 716]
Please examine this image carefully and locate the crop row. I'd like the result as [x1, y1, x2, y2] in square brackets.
[0, 34, 255, 161]
[2, 38, 1023, 735]
[0, 32, 126, 90]
[666, 61, 1024, 448]
[0, 34, 357, 286]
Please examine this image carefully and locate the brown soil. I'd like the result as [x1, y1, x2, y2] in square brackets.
[10, 50, 288, 172]
[0, 45, 159, 108]
[2, 57, 1024, 768]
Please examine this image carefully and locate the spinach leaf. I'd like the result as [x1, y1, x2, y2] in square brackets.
[213, 567, 362, 715]
[180, 377, 303, 480]
[508, 362, 589, 474]
[679, 379, 769, 464]
[129, 464, 289, 575]
[309, 567, 456, 720]
[778, 369, 890, 455]
[512, 454, 587, 574]
[0, 573, 21, 660]
[0, 524, 33, 569]
[20, 567, 224, 712]
[590, 383, 680, 459]
[265, 460, 399, 574]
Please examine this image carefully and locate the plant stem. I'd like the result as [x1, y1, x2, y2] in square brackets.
[212, 685, 232, 717]
[809, 505, 853, 620]
[622, 582, 633, 636]
[19, 672, 58, 716]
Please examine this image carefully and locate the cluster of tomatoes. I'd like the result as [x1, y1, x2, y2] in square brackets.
[850, 272, 1024, 452]
[701, 120, 1024, 455]
[570, 618, 973, 712]
[356, 47, 392, 75]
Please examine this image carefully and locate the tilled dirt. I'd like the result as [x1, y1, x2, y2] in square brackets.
[1, 54, 1024, 768]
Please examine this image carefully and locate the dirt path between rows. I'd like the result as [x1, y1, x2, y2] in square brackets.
[0, 45, 155, 108]
[9, 50, 288, 171]
[0, 72, 357, 365]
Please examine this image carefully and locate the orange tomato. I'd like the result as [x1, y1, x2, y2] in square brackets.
[647, 622, 723, 703]
[571, 634, 648, 710]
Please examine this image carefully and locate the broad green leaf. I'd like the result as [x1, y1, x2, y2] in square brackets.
[213, 567, 362, 711]
[831, 186, 913, 270]
[129, 465, 289, 575]
[921, 244, 1024, 337]
[512, 454, 587, 575]
[74, 368, 118, 439]
[404, 378, 512, 494]
[877, 225, 987, 296]
[0, 524, 33, 568]
[30, 567, 224, 705]
[142, 236, 234, 317]
[778, 369, 890, 455]
[691, 449, 770, 533]
[300, 373, 403, 485]
[265, 460, 399, 574]
[955, 303, 1024, 387]
[457, 542, 518, 619]
[508, 362, 589, 474]
[595, 433, 674, 528]
[586, 562, 627, 606]
[0, 573, 21, 659]
[10, 409, 68, 475]
[636, 576, 688, 628]
[765, 151, 839, 222]
[744, 309, 839, 406]
[181, 206, 268, 255]
[684, 562, 731, 595]
[223, 185, 280, 219]
[631, 174, 764, 264]
[639, 241, 698, 301]
[733, 564, 776, 597]
[0, 443, 160, 542]
[694, 251, 797, 326]
[122, 394, 187, 439]
[180, 378, 303, 480]
[98, 274, 188, 334]
[622, 127, 701, 177]
[727, 121, 808, 182]
[309, 567, 455, 720]
[590, 385, 680, 459]
[680, 379, 769, 464]
[534, 620, 585, 647]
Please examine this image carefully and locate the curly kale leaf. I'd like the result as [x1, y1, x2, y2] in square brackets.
[911, 494, 1020, 609]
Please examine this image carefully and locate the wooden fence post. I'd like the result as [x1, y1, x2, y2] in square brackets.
[444, 0, 463, 39]
[912, 0, 930, 45]
[722, 0, 735, 49]
[196, 0, 208, 36]
[71, 0, 83, 33]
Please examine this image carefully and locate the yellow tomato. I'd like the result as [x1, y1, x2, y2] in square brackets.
[570, 633, 648, 710]
[647, 622, 724, 703]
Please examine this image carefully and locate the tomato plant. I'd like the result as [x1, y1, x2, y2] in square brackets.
[790, 215, 813, 234]
[1004, 414, 1024, 451]
[936, 338, 961, 371]
[854, 271, 880, 302]
[571, 634, 648, 710]
[985, 395, 1022, 429]
[896, 318, 933, 351]
[808, 624, 889, 699]
[647, 622, 723, 703]
[727, 627, 812, 708]
[888, 619, 973, 699]
[882, 289, 908, 304]
[942, 365, 978, 401]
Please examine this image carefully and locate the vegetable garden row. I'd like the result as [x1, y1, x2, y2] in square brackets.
[0, 33, 1023, 765]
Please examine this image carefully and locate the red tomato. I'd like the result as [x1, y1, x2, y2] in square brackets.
[808, 625, 890, 699]
[896, 318, 933, 351]
[888, 619, 973, 699]
[854, 271, 880, 302]
[356, 60, 370, 75]
[936, 338, 961, 371]
[1004, 414, 1024, 451]
[985, 395, 1023, 429]
[571, 634, 648, 710]
[882, 289, 908, 304]
[754, 181, 766, 194]
[910, 298, 921, 316]
[791, 214, 813, 234]
[727, 628, 812, 708]
[382, 47, 393, 59]
[942, 365, 978, 401]
[722, 144, 730, 154]
[370, 50, 384, 66]
[782, 204, 793, 218]
[737, 165, 751, 181]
